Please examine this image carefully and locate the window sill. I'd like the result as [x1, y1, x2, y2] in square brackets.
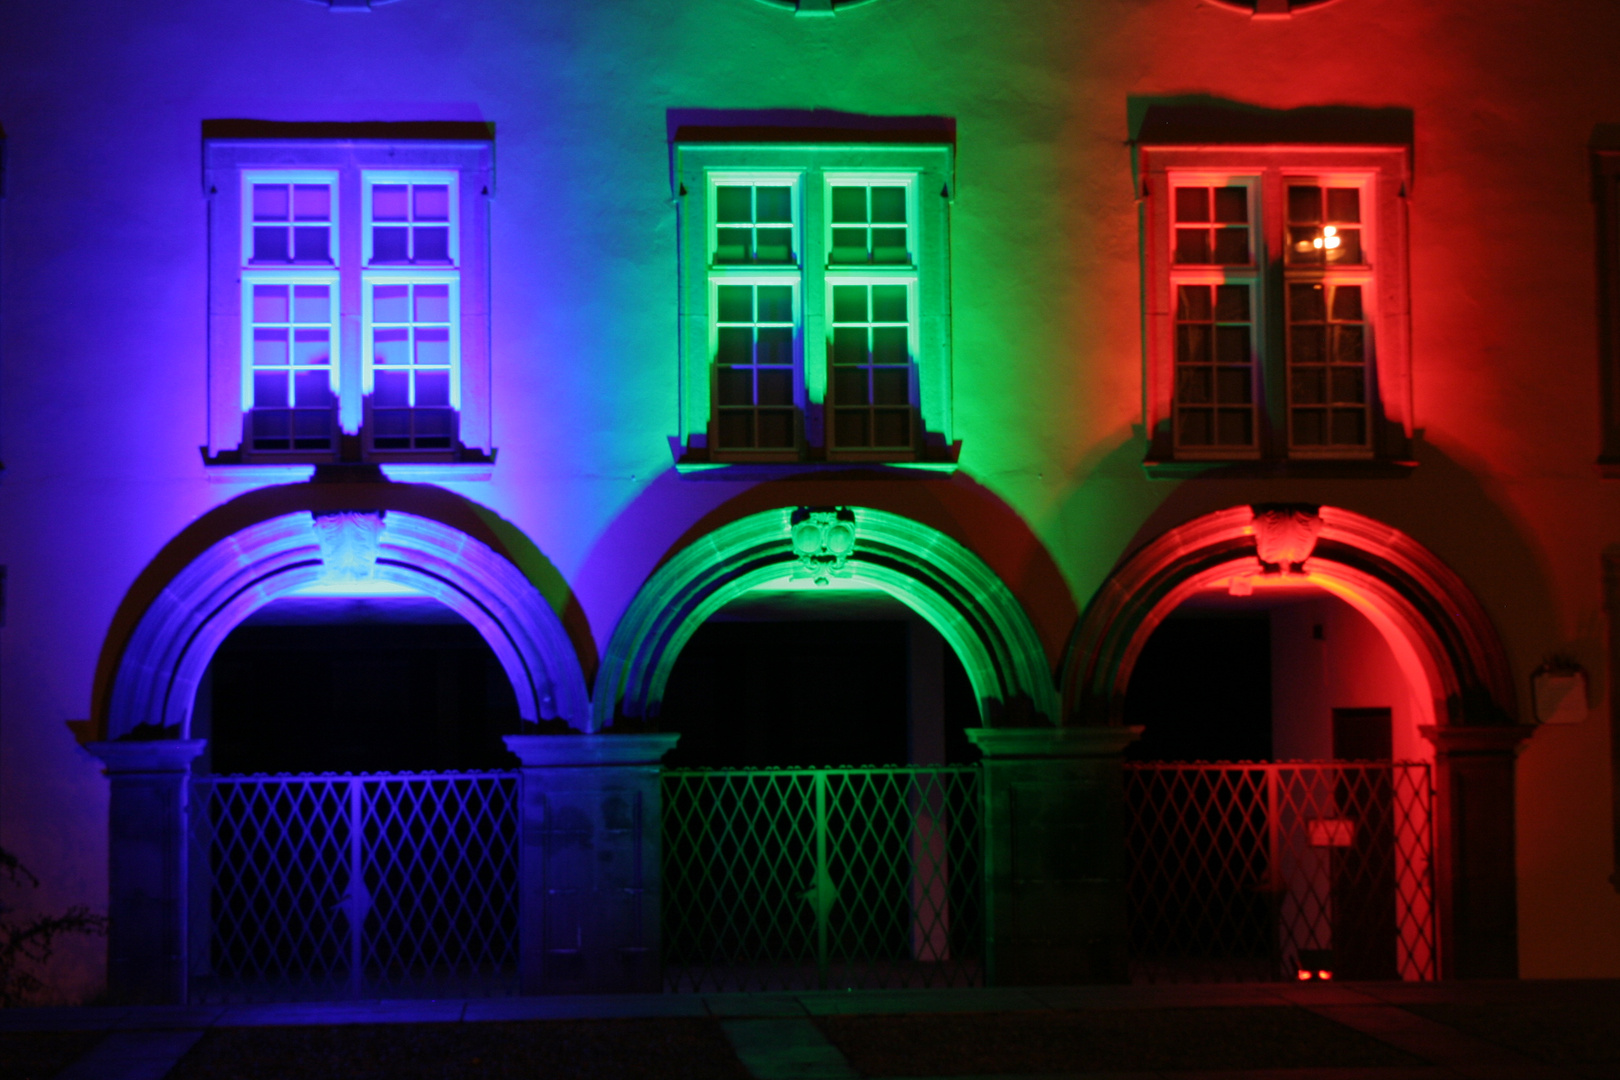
[677, 442, 959, 478]
[1142, 456, 1416, 480]
[202, 445, 495, 483]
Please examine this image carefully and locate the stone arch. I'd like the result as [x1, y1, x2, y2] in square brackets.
[1061, 504, 1516, 729]
[105, 509, 589, 739]
[592, 506, 1060, 731]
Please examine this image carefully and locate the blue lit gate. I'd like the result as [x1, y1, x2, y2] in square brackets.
[188, 771, 520, 1002]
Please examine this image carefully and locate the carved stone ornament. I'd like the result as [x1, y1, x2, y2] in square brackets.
[1251, 505, 1322, 573]
[313, 510, 386, 582]
[789, 507, 857, 586]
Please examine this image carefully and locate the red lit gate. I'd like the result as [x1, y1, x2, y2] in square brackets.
[1124, 761, 1436, 983]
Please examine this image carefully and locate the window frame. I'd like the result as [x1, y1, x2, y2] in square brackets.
[675, 142, 954, 468]
[1139, 144, 1412, 475]
[203, 138, 494, 471]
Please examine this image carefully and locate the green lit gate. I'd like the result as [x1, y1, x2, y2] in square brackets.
[661, 766, 984, 991]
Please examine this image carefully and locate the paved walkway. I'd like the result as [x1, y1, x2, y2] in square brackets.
[3, 980, 1613, 1080]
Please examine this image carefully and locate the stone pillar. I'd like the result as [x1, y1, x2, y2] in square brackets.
[1419, 724, 1536, 979]
[966, 725, 1141, 985]
[503, 733, 679, 994]
[85, 739, 207, 1004]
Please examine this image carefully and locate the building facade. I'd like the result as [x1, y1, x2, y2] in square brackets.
[1, 0, 1618, 1001]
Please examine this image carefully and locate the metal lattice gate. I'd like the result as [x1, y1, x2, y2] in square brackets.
[1124, 761, 1436, 984]
[189, 772, 520, 1002]
[662, 766, 984, 991]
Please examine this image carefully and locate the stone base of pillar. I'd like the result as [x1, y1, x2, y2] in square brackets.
[85, 740, 207, 1005]
[503, 733, 679, 994]
[1419, 723, 1536, 979]
[967, 726, 1142, 986]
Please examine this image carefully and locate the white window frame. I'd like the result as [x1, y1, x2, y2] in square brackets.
[675, 142, 954, 467]
[361, 169, 461, 267]
[1139, 144, 1411, 473]
[204, 138, 494, 470]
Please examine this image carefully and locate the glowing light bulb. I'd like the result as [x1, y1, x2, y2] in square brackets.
[1312, 225, 1341, 251]
[1296, 969, 1314, 981]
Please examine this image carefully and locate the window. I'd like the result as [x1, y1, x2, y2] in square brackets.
[1138, 145, 1412, 474]
[675, 143, 954, 466]
[204, 136, 492, 468]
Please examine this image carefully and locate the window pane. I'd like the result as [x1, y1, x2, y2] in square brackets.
[293, 371, 332, 407]
[1330, 367, 1365, 404]
[374, 370, 410, 407]
[253, 185, 290, 221]
[415, 371, 451, 407]
[373, 227, 410, 262]
[757, 410, 794, 449]
[834, 411, 869, 447]
[415, 285, 451, 323]
[716, 285, 752, 323]
[374, 328, 410, 366]
[717, 413, 752, 449]
[832, 286, 866, 324]
[1176, 324, 1211, 365]
[873, 410, 910, 447]
[252, 226, 289, 263]
[1292, 368, 1326, 404]
[872, 188, 906, 224]
[1326, 187, 1361, 223]
[716, 327, 751, 364]
[872, 326, 908, 364]
[872, 286, 907, 322]
[373, 285, 411, 324]
[757, 369, 793, 406]
[1215, 325, 1250, 365]
[756, 286, 793, 323]
[1290, 326, 1327, 365]
[1331, 410, 1366, 445]
[413, 185, 450, 221]
[830, 228, 867, 263]
[715, 229, 750, 263]
[1213, 187, 1248, 224]
[1174, 188, 1209, 223]
[252, 409, 291, 440]
[1332, 285, 1364, 321]
[1216, 409, 1253, 446]
[1178, 410, 1213, 446]
[292, 226, 330, 263]
[293, 410, 331, 440]
[1287, 185, 1322, 223]
[834, 368, 868, 405]
[832, 187, 866, 224]
[873, 368, 909, 405]
[373, 409, 411, 437]
[1214, 285, 1249, 321]
[1333, 228, 1363, 264]
[1293, 409, 1326, 445]
[1213, 228, 1250, 265]
[872, 229, 908, 264]
[292, 285, 330, 324]
[1290, 283, 1326, 322]
[833, 327, 868, 365]
[756, 327, 793, 364]
[416, 327, 451, 366]
[415, 409, 453, 439]
[755, 228, 793, 263]
[1176, 367, 1213, 405]
[253, 285, 289, 324]
[413, 226, 450, 262]
[1174, 228, 1211, 264]
[716, 186, 752, 224]
[1176, 285, 1211, 320]
[293, 185, 330, 221]
[1216, 367, 1252, 404]
[253, 372, 288, 408]
[293, 329, 330, 366]
[717, 368, 754, 406]
[1333, 325, 1365, 365]
[373, 185, 409, 221]
[253, 330, 289, 367]
[755, 187, 791, 223]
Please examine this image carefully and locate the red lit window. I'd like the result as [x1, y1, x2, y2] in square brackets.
[1140, 147, 1411, 473]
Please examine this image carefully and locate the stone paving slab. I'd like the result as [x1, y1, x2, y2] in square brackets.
[462, 992, 708, 1021]
[1305, 1003, 1581, 1080]
[704, 992, 812, 1017]
[49, 1030, 204, 1080]
[795, 987, 1047, 1015]
[721, 1017, 859, 1079]
[215, 999, 467, 1027]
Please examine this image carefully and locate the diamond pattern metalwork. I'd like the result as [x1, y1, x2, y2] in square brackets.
[191, 771, 519, 1002]
[1123, 762, 1435, 984]
[662, 766, 983, 992]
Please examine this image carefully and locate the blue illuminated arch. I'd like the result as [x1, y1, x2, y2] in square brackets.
[593, 506, 1060, 731]
[106, 510, 589, 738]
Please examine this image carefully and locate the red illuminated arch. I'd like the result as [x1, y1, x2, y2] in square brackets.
[1061, 505, 1516, 729]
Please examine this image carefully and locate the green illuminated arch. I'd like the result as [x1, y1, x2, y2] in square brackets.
[592, 506, 1059, 731]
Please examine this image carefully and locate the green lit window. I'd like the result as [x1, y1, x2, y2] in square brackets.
[714, 281, 799, 450]
[677, 144, 953, 465]
[829, 282, 914, 450]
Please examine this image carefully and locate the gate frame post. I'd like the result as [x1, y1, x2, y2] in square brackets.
[967, 725, 1141, 985]
[85, 739, 207, 1004]
[504, 733, 680, 994]
[1418, 723, 1536, 979]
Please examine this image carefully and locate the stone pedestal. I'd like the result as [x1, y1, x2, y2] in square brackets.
[85, 739, 206, 1004]
[1419, 724, 1536, 979]
[967, 725, 1141, 985]
[503, 733, 679, 994]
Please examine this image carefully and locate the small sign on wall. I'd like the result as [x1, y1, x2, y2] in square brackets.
[1532, 662, 1588, 725]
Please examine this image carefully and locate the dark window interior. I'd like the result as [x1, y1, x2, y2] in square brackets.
[207, 621, 521, 774]
[1124, 614, 1272, 762]
[659, 620, 978, 768]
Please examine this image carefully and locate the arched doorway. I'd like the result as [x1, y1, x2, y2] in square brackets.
[593, 505, 1059, 731]
[605, 506, 1053, 991]
[91, 504, 587, 1003]
[1063, 505, 1531, 981]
